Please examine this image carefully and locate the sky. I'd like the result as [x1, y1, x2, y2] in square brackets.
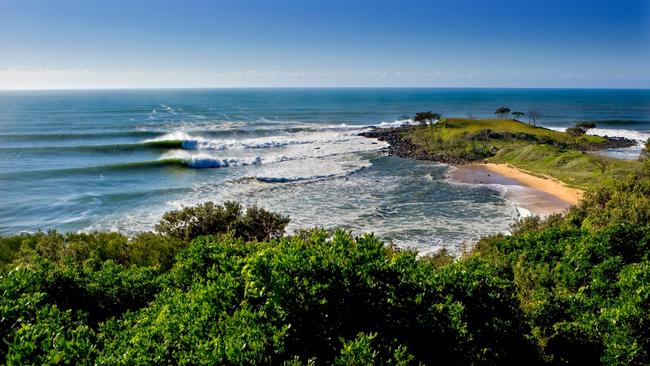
[0, 0, 649, 89]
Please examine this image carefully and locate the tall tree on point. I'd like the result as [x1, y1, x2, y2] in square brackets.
[495, 107, 511, 119]
[511, 111, 525, 121]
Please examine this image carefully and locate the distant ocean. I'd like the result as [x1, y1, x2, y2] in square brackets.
[1, 88, 649, 254]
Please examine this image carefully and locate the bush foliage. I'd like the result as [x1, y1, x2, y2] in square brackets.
[156, 201, 289, 242]
[1, 169, 649, 364]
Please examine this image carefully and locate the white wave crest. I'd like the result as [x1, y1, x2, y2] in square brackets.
[146, 129, 370, 152]
[587, 128, 650, 143]
[185, 134, 361, 151]
[161, 151, 264, 169]
[375, 118, 418, 128]
[546, 126, 650, 143]
[145, 131, 194, 142]
[187, 155, 263, 168]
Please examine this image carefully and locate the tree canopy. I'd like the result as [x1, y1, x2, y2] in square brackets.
[413, 111, 441, 125]
[156, 201, 289, 242]
[511, 111, 525, 121]
[565, 122, 596, 142]
[494, 107, 511, 119]
[576, 121, 597, 129]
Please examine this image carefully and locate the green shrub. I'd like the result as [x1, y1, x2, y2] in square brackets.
[0, 234, 27, 267]
[0, 167, 648, 366]
[4, 305, 96, 365]
[5, 230, 185, 271]
[155, 201, 289, 242]
[567, 173, 650, 231]
[334, 332, 415, 366]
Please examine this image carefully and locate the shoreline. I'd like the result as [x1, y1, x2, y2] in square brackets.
[480, 163, 583, 205]
[449, 163, 583, 216]
[360, 125, 638, 165]
[360, 125, 588, 216]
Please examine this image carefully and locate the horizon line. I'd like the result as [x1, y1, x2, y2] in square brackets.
[2, 86, 649, 92]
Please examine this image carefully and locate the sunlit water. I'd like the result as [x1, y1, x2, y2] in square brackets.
[1, 88, 648, 254]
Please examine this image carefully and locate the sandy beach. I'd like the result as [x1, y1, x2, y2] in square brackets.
[450, 163, 584, 216]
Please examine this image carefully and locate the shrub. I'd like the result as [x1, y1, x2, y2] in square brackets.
[576, 121, 597, 129]
[155, 201, 289, 242]
[5, 231, 185, 271]
[0, 175, 648, 366]
[236, 205, 291, 241]
[566, 126, 586, 138]
[0, 234, 27, 267]
[335, 332, 415, 366]
[495, 107, 511, 119]
[4, 305, 96, 365]
[414, 111, 441, 125]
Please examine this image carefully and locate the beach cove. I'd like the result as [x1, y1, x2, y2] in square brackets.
[450, 163, 583, 217]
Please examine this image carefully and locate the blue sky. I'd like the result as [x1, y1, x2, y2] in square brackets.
[0, 0, 648, 89]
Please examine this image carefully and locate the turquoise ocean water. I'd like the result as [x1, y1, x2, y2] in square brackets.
[1, 88, 649, 253]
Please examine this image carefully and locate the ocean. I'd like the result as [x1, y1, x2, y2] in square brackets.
[1, 88, 649, 254]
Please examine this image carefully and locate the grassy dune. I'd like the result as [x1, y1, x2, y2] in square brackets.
[488, 144, 643, 188]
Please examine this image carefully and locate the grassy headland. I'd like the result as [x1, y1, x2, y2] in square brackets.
[362, 117, 642, 189]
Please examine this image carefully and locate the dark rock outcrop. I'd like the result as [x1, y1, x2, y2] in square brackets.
[360, 127, 477, 165]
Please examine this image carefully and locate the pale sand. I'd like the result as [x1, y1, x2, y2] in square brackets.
[481, 163, 583, 205]
[450, 163, 584, 216]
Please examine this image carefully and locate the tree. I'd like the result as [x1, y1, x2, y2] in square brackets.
[511, 111, 525, 121]
[566, 126, 587, 145]
[528, 110, 541, 126]
[566, 126, 586, 137]
[155, 201, 289, 242]
[565, 122, 596, 145]
[414, 111, 441, 125]
[576, 121, 596, 129]
[494, 107, 511, 119]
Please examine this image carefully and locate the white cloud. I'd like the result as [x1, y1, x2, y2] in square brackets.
[0, 68, 370, 89]
[1, 67, 603, 89]
[559, 73, 585, 79]
[1, 68, 450, 89]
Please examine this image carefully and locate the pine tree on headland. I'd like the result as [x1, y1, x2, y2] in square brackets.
[566, 122, 596, 146]
[511, 111, 525, 121]
[495, 107, 511, 119]
[414, 111, 441, 125]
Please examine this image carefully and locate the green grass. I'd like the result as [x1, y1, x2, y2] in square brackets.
[487, 144, 643, 189]
[407, 117, 606, 145]
[401, 118, 639, 189]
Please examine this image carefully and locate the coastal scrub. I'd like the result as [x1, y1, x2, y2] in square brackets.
[0, 164, 649, 364]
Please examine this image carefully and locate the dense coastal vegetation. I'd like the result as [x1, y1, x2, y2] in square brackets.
[1, 170, 649, 364]
[1, 115, 648, 365]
